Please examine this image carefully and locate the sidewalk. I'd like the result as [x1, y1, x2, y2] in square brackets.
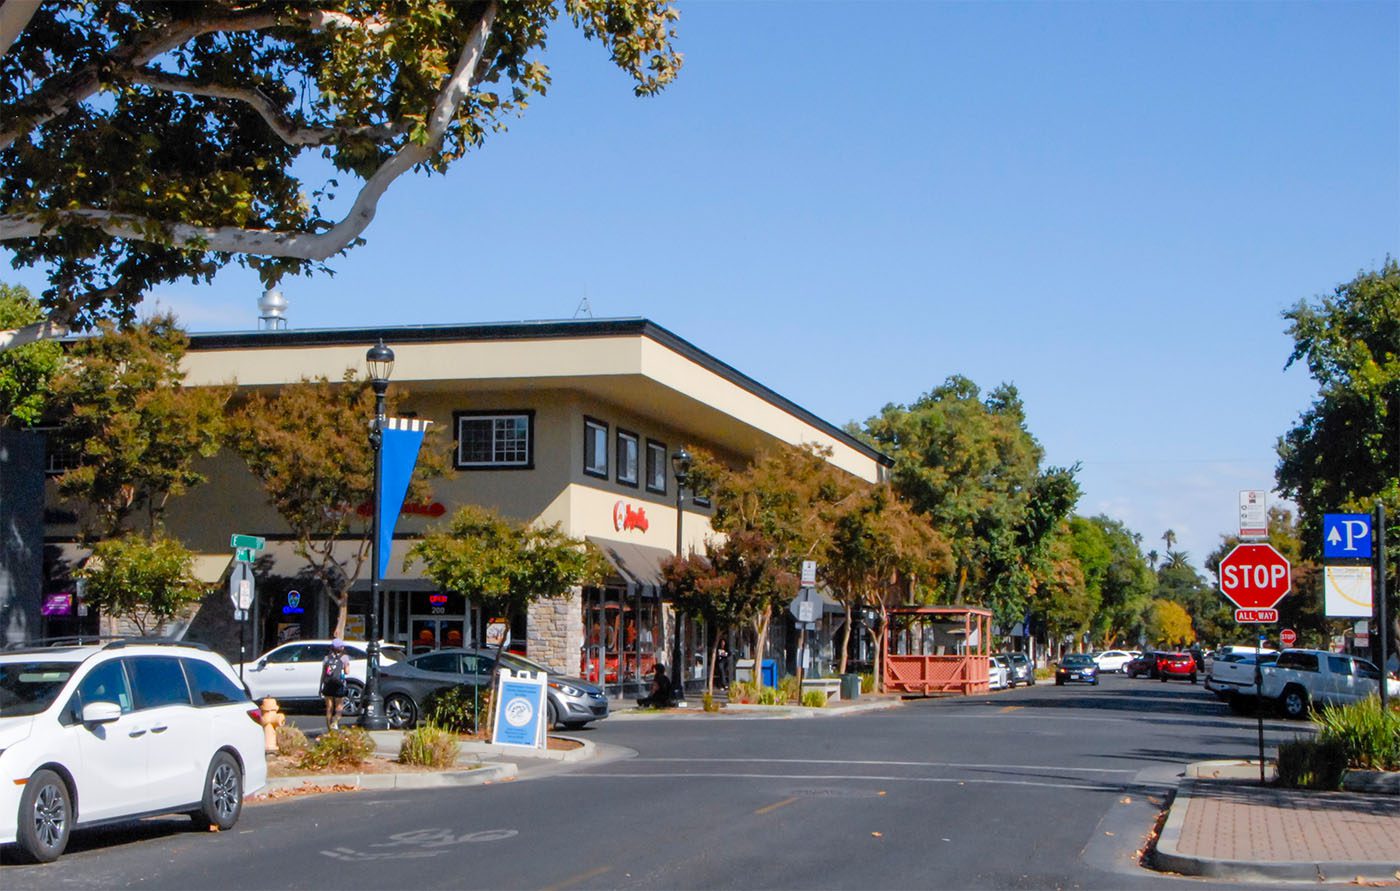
[1154, 760, 1400, 882]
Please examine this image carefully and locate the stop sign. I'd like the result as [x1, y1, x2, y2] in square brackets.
[1218, 543, 1291, 610]
[1280, 628, 1297, 647]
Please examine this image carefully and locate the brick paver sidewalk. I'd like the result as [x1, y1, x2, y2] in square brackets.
[1173, 779, 1400, 863]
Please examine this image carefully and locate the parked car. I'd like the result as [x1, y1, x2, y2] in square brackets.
[1156, 652, 1198, 684]
[234, 639, 400, 716]
[1206, 649, 1278, 707]
[1004, 652, 1035, 686]
[988, 655, 1011, 690]
[1260, 648, 1400, 719]
[1055, 653, 1099, 686]
[378, 647, 609, 730]
[1125, 651, 1161, 679]
[0, 639, 267, 862]
[1093, 650, 1135, 674]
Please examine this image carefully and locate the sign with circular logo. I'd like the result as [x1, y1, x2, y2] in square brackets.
[504, 697, 534, 728]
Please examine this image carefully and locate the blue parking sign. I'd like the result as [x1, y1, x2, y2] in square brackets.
[1323, 513, 1372, 559]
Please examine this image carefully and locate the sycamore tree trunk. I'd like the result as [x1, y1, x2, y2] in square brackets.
[706, 633, 719, 695]
[872, 604, 889, 693]
[752, 606, 772, 689]
[836, 604, 855, 675]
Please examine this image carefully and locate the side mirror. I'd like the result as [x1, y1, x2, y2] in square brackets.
[81, 701, 122, 725]
[256, 659, 267, 670]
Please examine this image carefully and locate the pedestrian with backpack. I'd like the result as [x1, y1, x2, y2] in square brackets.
[321, 639, 351, 730]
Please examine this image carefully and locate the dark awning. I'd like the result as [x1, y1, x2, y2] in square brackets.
[587, 537, 674, 598]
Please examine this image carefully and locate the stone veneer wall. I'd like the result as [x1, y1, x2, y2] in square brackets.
[527, 588, 583, 676]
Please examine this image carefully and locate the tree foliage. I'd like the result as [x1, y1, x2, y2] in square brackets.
[48, 313, 229, 539]
[858, 375, 1080, 631]
[0, 280, 61, 425]
[227, 371, 445, 637]
[1146, 599, 1194, 649]
[1276, 258, 1399, 661]
[76, 532, 206, 635]
[1, 1, 682, 327]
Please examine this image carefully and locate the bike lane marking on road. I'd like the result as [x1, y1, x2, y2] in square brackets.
[754, 796, 800, 815]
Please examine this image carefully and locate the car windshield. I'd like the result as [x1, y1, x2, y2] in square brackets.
[1062, 654, 1094, 667]
[498, 652, 551, 675]
[0, 661, 79, 718]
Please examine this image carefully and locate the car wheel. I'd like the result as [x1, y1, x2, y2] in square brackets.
[1054, 678, 1063, 686]
[385, 693, 417, 730]
[1160, 675, 1168, 682]
[1280, 686, 1309, 720]
[561, 720, 590, 731]
[1091, 678, 1099, 685]
[547, 699, 560, 730]
[191, 751, 243, 831]
[340, 680, 365, 717]
[1190, 674, 1197, 685]
[16, 769, 71, 863]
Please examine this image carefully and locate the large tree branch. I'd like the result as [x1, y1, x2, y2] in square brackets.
[0, 0, 40, 58]
[0, 4, 497, 263]
[126, 67, 404, 147]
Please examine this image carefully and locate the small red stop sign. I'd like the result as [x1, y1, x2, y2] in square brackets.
[1280, 628, 1297, 647]
[1218, 543, 1291, 610]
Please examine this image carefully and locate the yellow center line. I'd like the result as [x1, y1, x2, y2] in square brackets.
[754, 796, 800, 816]
[540, 865, 612, 891]
[999, 705, 1023, 713]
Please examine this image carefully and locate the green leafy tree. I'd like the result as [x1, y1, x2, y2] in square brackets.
[227, 372, 445, 638]
[663, 530, 787, 694]
[408, 504, 606, 669]
[76, 532, 206, 635]
[1037, 523, 1093, 647]
[858, 376, 1079, 630]
[0, 281, 62, 425]
[1081, 516, 1155, 648]
[1147, 599, 1194, 649]
[48, 314, 229, 539]
[1153, 556, 1223, 646]
[0, 1, 682, 329]
[1277, 258, 1399, 666]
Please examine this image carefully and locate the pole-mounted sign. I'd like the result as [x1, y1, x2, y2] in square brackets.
[1218, 542, 1291, 623]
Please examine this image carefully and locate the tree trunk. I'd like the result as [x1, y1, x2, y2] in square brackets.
[333, 589, 348, 639]
[753, 607, 772, 688]
[706, 633, 719, 695]
[872, 605, 888, 693]
[836, 606, 853, 675]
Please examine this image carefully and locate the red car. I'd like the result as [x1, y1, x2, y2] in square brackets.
[1157, 651, 1197, 684]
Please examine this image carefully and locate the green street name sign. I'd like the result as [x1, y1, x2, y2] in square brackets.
[234, 547, 258, 564]
[229, 534, 265, 550]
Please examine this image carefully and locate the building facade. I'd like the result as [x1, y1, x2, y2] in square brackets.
[40, 318, 888, 688]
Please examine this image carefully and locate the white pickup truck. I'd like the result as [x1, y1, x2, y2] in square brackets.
[1259, 648, 1400, 719]
[1205, 648, 1277, 711]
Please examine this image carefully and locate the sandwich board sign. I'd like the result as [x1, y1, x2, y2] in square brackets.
[492, 668, 547, 750]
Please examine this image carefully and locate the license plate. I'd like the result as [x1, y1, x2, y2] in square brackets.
[1070, 672, 1081, 679]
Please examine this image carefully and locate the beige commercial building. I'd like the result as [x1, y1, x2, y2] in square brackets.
[42, 318, 888, 690]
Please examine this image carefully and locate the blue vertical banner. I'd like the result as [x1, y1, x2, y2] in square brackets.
[378, 417, 431, 577]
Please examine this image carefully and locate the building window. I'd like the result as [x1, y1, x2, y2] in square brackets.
[646, 440, 667, 494]
[616, 429, 639, 487]
[455, 411, 533, 469]
[32, 426, 80, 476]
[584, 417, 608, 478]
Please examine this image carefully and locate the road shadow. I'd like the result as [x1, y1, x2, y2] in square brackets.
[0, 814, 202, 866]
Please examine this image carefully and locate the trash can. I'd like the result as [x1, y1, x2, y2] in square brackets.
[840, 673, 861, 701]
[761, 659, 779, 688]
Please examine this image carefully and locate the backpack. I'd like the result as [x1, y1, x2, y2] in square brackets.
[321, 652, 346, 687]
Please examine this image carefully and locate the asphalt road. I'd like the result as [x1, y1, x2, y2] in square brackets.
[1, 673, 1308, 889]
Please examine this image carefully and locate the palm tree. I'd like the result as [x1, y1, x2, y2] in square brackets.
[1163, 550, 1191, 570]
[1147, 549, 1159, 570]
[1162, 529, 1177, 552]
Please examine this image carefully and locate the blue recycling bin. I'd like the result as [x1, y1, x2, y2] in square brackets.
[761, 659, 778, 688]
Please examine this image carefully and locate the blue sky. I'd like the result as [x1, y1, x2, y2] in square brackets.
[6, 1, 1398, 573]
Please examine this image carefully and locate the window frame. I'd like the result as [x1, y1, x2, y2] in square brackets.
[645, 439, 667, 495]
[615, 428, 640, 488]
[583, 417, 609, 479]
[453, 409, 535, 471]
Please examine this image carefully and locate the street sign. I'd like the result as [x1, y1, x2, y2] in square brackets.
[800, 560, 817, 588]
[233, 609, 248, 622]
[789, 587, 821, 624]
[228, 561, 254, 610]
[234, 547, 257, 563]
[229, 534, 266, 551]
[1235, 608, 1278, 623]
[1323, 513, 1372, 559]
[1218, 543, 1291, 611]
[1280, 628, 1296, 647]
[1323, 565, 1372, 618]
[1238, 490, 1268, 538]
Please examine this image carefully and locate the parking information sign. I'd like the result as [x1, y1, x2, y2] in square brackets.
[492, 668, 547, 750]
[1323, 513, 1373, 559]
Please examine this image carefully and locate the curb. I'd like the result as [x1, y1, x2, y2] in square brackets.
[259, 760, 517, 794]
[366, 731, 595, 763]
[1153, 765, 1400, 882]
[608, 698, 902, 720]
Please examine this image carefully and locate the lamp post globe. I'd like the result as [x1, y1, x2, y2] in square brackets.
[360, 338, 394, 730]
[669, 448, 692, 706]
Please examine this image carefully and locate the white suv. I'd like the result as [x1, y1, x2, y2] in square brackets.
[0, 640, 267, 862]
[234, 639, 401, 714]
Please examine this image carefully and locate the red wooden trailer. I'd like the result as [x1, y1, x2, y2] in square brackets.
[882, 606, 993, 695]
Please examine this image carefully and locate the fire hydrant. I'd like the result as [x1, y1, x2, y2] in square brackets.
[260, 697, 285, 754]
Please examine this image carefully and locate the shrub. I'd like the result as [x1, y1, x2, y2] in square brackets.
[859, 673, 876, 694]
[702, 692, 720, 712]
[728, 681, 755, 703]
[274, 722, 309, 754]
[299, 727, 375, 771]
[424, 684, 488, 734]
[1313, 697, 1400, 770]
[801, 690, 826, 708]
[399, 724, 459, 768]
[1276, 737, 1348, 790]
[756, 686, 780, 705]
[777, 675, 800, 703]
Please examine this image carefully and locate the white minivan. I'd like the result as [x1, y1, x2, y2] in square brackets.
[0, 640, 267, 862]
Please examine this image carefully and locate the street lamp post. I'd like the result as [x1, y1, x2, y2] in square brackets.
[670, 448, 692, 707]
[360, 338, 394, 731]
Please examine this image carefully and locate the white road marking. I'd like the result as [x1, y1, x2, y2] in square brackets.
[633, 758, 1136, 774]
[566, 772, 1122, 792]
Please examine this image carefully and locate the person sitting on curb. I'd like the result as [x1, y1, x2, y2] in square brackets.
[637, 662, 671, 708]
